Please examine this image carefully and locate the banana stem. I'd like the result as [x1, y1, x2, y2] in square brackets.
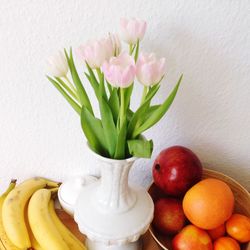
[11, 179, 17, 184]
[1, 180, 17, 197]
[49, 187, 59, 192]
[44, 179, 61, 188]
[49, 188, 59, 200]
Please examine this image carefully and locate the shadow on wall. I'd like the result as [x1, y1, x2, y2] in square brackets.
[196, 140, 250, 191]
[130, 26, 250, 190]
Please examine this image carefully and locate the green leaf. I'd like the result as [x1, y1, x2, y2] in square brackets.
[127, 138, 153, 158]
[140, 105, 161, 124]
[81, 106, 108, 156]
[127, 84, 161, 138]
[106, 81, 113, 96]
[47, 76, 81, 115]
[55, 77, 79, 100]
[132, 74, 183, 138]
[114, 120, 127, 159]
[144, 84, 161, 104]
[84, 71, 99, 99]
[108, 88, 120, 124]
[124, 84, 133, 111]
[65, 49, 93, 115]
[127, 99, 151, 138]
[86, 62, 99, 91]
[99, 97, 117, 157]
[127, 109, 134, 122]
[98, 71, 108, 101]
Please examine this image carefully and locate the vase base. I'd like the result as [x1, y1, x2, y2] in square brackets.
[74, 181, 154, 245]
[86, 238, 142, 250]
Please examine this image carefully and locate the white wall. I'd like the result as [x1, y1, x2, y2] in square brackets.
[0, 0, 249, 192]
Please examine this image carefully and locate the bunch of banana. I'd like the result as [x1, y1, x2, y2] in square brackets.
[0, 179, 21, 250]
[2, 177, 59, 249]
[28, 188, 86, 250]
[0, 177, 86, 250]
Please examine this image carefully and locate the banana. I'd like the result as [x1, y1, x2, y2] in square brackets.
[29, 228, 44, 250]
[0, 180, 21, 250]
[24, 204, 44, 250]
[48, 199, 87, 250]
[2, 177, 60, 249]
[28, 188, 69, 250]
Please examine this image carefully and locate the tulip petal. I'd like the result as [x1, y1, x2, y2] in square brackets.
[102, 52, 135, 88]
[47, 51, 68, 77]
[136, 52, 166, 86]
[120, 17, 147, 44]
[77, 36, 114, 69]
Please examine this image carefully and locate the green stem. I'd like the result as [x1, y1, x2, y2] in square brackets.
[47, 76, 82, 115]
[140, 86, 148, 105]
[129, 44, 133, 55]
[106, 81, 113, 96]
[56, 77, 79, 102]
[134, 39, 140, 62]
[96, 68, 108, 101]
[96, 68, 103, 84]
[119, 88, 125, 129]
[63, 76, 80, 101]
[64, 76, 77, 93]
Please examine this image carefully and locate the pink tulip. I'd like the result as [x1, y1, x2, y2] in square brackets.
[102, 52, 136, 88]
[136, 52, 166, 86]
[76, 37, 114, 69]
[47, 51, 68, 77]
[120, 18, 147, 44]
[109, 33, 121, 56]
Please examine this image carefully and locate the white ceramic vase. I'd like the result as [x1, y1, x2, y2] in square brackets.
[59, 145, 154, 250]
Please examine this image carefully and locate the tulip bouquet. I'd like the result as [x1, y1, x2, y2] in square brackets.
[47, 18, 182, 159]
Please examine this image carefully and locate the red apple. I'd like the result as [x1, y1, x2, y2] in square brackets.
[149, 184, 168, 203]
[152, 198, 186, 235]
[153, 146, 202, 196]
[172, 225, 213, 250]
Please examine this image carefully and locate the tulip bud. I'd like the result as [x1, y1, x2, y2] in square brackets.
[102, 52, 136, 88]
[120, 17, 147, 45]
[47, 51, 68, 77]
[76, 37, 114, 69]
[136, 52, 166, 86]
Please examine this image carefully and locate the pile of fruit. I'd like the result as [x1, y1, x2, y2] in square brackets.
[0, 177, 86, 250]
[151, 146, 250, 250]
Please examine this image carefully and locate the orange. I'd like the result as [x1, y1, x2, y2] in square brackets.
[207, 224, 226, 240]
[183, 178, 234, 229]
[213, 236, 240, 250]
[172, 224, 213, 250]
[226, 213, 250, 243]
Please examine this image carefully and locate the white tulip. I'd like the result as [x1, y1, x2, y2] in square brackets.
[47, 51, 68, 77]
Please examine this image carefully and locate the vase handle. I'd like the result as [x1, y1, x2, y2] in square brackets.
[58, 175, 98, 216]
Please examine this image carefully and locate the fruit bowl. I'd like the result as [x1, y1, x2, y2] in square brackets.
[148, 168, 250, 250]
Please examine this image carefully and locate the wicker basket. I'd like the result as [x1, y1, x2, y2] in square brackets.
[149, 168, 250, 250]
